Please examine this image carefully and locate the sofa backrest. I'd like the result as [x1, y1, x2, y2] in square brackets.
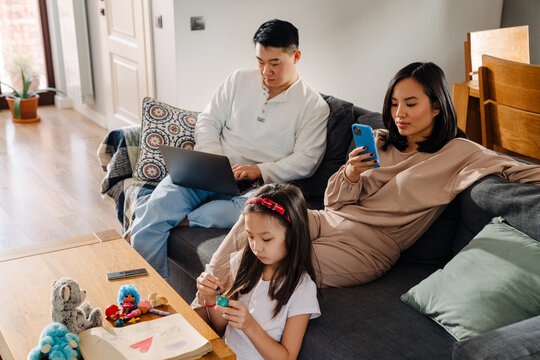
[293, 94, 383, 209]
[453, 174, 540, 252]
[401, 174, 540, 266]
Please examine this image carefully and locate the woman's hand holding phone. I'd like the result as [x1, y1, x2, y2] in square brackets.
[344, 146, 378, 182]
[346, 124, 380, 182]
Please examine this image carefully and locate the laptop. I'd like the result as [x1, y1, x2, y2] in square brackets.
[159, 145, 240, 196]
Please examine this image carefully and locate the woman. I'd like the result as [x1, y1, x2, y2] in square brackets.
[194, 62, 540, 305]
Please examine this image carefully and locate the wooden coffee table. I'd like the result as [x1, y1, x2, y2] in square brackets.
[0, 230, 235, 360]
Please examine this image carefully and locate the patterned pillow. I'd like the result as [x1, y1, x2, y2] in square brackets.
[134, 97, 199, 182]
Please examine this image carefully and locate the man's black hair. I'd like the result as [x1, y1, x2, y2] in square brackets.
[253, 19, 299, 52]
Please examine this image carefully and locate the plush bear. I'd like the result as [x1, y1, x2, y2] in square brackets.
[27, 322, 81, 360]
[51, 277, 102, 334]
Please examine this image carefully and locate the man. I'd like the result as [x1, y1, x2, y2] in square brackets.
[131, 19, 330, 277]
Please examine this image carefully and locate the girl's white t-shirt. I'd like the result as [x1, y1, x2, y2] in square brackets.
[222, 251, 320, 360]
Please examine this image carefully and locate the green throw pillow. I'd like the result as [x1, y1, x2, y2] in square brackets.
[401, 217, 540, 341]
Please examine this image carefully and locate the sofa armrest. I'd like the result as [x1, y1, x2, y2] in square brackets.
[453, 175, 540, 254]
[97, 125, 158, 234]
[452, 316, 540, 360]
[98, 126, 141, 195]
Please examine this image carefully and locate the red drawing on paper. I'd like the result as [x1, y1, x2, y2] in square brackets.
[130, 337, 153, 353]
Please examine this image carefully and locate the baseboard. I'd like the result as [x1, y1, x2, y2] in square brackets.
[74, 103, 107, 128]
[54, 94, 73, 109]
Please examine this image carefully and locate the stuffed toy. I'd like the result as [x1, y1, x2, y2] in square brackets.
[27, 322, 81, 360]
[117, 284, 141, 316]
[105, 288, 171, 327]
[50, 277, 102, 334]
[148, 292, 168, 308]
[137, 299, 152, 314]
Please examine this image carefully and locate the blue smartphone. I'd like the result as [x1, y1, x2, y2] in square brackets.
[352, 124, 380, 167]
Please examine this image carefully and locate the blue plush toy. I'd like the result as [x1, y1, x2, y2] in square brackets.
[27, 322, 81, 360]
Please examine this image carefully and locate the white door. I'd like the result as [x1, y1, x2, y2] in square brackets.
[98, 0, 155, 129]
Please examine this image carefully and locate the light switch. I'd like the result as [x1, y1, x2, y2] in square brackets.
[155, 15, 163, 28]
[190, 16, 205, 31]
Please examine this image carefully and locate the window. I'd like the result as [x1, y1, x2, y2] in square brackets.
[0, 0, 55, 108]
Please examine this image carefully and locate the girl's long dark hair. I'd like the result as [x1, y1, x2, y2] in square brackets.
[381, 62, 465, 153]
[225, 183, 316, 318]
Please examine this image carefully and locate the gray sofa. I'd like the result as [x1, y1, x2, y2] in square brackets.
[99, 95, 540, 359]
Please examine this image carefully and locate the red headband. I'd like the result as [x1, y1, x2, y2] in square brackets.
[245, 197, 291, 223]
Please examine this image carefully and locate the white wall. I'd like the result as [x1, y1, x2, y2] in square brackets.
[502, 0, 540, 64]
[151, 0, 177, 106]
[153, 0, 502, 113]
[47, 0, 107, 126]
[84, 0, 106, 115]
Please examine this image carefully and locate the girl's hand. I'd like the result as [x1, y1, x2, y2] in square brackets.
[216, 300, 255, 332]
[344, 146, 378, 182]
[196, 272, 223, 306]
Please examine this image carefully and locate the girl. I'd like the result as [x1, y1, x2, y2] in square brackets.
[197, 183, 320, 360]
[195, 61, 540, 295]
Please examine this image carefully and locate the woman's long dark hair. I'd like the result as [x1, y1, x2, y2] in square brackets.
[225, 183, 316, 318]
[381, 62, 465, 153]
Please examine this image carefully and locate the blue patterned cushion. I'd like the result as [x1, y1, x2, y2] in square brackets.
[134, 97, 199, 182]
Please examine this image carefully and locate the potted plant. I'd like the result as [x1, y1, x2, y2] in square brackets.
[0, 70, 62, 123]
[6, 55, 39, 91]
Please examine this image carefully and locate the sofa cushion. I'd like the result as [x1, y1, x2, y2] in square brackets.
[452, 174, 540, 254]
[299, 260, 455, 359]
[402, 173, 540, 266]
[452, 315, 540, 360]
[134, 97, 199, 182]
[292, 95, 357, 209]
[293, 96, 385, 210]
[168, 227, 228, 279]
[401, 217, 540, 341]
[400, 197, 460, 266]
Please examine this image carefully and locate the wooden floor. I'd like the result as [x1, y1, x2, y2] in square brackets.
[0, 106, 121, 251]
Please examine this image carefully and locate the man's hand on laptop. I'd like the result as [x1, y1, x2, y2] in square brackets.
[232, 164, 261, 181]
